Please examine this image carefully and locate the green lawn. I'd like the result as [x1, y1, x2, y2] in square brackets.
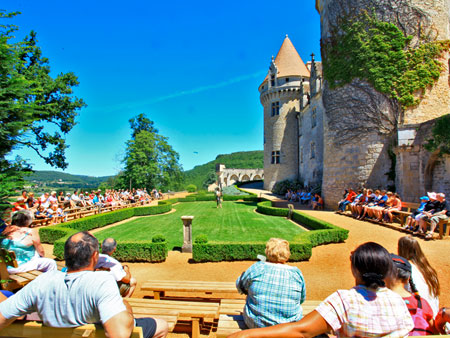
[95, 201, 304, 249]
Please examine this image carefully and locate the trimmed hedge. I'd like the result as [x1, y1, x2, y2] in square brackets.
[53, 240, 168, 262]
[41, 203, 173, 262]
[192, 241, 312, 262]
[256, 200, 289, 217]
[192, 200, 348, 262]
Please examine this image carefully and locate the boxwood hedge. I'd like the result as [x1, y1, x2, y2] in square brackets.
[53, 239, 168, 262]
[41, 202, 173, 262]
[192, 200, 348, 262]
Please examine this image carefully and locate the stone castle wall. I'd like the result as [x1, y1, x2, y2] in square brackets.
[317, 0, 450, 207]
[262, 89, 300, 191]
[298, 93, 324, 188]
[403, 52, 450, 125]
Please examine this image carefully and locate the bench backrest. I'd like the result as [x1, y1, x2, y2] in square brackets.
[402, 202, 420, 211]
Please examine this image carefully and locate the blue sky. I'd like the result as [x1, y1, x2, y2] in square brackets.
[4, 0, 321, 177]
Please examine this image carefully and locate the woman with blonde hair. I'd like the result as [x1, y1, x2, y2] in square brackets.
[235, 238, 306, 328]
[398, 235, 440, 317]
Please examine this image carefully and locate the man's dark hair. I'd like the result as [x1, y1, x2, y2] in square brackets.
[101, 238, 117, 255]
[64, 231, 99, 271]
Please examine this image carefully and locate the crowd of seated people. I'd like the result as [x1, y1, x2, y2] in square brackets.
[10, 188, 160, 226]
[284, 189, 323, 209]
[338, 187, 448, 236]
[231, 236, 449, 337]
[338, 187, 403, 223]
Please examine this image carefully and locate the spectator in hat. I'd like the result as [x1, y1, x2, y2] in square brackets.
[418, 193, 449, 239]
[403, 196, 430, 231]
[388, 254, 435, 336]
[413, 192, 440, 235]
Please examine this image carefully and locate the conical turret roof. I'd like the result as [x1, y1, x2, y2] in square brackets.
[261, 35, 310, 85]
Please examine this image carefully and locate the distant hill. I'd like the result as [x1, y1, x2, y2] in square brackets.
[25, 170, 112, 191]
[184, 151, 263, 190]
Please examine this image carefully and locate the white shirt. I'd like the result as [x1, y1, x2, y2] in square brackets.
[95, 254, 126, 282]
[411, 263, 439, 317]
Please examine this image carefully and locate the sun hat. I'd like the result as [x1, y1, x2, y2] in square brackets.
[390, 253, 411, 272]
[427, 192, 437, 200]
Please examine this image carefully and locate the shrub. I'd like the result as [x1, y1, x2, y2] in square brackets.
[222, 185, 249, 196]
[186, 184, 197, 192]
[272, 179, 304, 195]
[256, 201, 289, 217]
[113, 241, 167, 262]
[178, 197, 196, 202]
[193, 241, 312, 262]
[191, 194, 215, 201]
[159, 199, 178, 205]
[54, 239, 167, 262]
[152, 234, 166, 243]
[195, 234, 208, 244]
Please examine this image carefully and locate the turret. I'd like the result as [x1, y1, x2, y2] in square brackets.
[259, 35, 310, 191]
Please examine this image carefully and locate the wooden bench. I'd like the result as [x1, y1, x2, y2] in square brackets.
[392, 202, 420, 226]
[0, 321, 144, 338]
[31, 217, 53, 227]
[0, 249, 43, 292]
[141, 280, 245, 300]
[128, 298, 219, 338]
[217, 299, 322, 338]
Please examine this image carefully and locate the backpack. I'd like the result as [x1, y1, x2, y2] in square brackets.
[407, 297, 434, 336]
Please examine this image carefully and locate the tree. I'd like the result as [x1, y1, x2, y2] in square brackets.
[0, 11, 85, 209]
[120, 114, 183, 191]
[424, 114, 450, 156]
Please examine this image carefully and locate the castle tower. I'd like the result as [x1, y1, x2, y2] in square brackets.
[259, 35, 310, 191]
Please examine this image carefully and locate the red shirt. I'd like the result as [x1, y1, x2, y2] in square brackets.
[345, 191, 357, 202]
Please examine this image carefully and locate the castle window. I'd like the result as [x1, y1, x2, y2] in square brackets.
[300, 147, 303, 164]
[271, 151, 280, 164]
[310, 142, 316, 159]
[285, 78, 289, 83]
[271, 74, 275, 87]
[271, 101, 280, 116]
[311, 109, 317, 128]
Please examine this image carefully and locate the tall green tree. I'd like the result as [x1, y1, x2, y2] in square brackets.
[0, 11, 85, 209]
[120, 114, 183, 191]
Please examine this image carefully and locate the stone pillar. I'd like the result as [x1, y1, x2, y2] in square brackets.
[181, 216, 194, 253]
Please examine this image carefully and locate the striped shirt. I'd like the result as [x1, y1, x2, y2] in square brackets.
[236, 261, 306, 328]
[316, 285, 414, 338]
